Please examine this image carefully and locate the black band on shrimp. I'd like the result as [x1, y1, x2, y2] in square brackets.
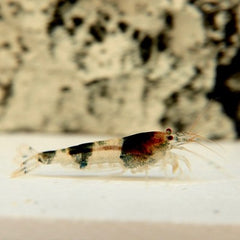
[39, 151, 56, 164]
[68, 142, 94, 169]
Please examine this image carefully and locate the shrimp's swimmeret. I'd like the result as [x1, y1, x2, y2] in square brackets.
[12, 128, 204, 177]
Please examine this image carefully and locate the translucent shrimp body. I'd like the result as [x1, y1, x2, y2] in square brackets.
[11, 128, 204, 178]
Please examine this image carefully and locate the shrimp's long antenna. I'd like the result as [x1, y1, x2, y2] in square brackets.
[186, 100, 215, 133]
[183, 131, 225, 160]
[176, 145, 232, 178]
[194, 139, 225, 160]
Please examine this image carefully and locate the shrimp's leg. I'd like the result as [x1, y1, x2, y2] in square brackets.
[161, 152, 191, 174]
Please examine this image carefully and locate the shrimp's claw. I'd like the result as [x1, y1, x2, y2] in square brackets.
[11, 145, 39, 178]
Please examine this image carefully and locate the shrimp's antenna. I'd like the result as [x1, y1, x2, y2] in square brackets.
[175, 145, 232, 178]
[186, 99, 215, 133]
[185, 132, 225, 159]
[194, 139, 225, 160]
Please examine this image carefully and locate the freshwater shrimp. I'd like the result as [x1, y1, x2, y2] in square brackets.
[11, 128, 204, 178]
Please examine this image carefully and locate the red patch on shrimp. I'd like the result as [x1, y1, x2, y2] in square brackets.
[121, 131, 167, 156]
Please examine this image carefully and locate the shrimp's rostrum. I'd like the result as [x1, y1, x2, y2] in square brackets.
[12, 128, 201, 177]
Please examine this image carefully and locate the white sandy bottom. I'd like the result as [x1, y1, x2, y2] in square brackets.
[0, 134, 240, 239]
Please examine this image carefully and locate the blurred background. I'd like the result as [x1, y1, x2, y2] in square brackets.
[0, 0, 239, 139]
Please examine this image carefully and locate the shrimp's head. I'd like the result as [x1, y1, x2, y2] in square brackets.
[152, 128, 203, 150]
[170, 131, 202, 147]
[153, 128, 175, 149]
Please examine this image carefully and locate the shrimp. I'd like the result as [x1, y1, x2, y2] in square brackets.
[11, 128, 204, 178]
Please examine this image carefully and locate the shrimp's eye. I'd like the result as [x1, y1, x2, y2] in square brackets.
[167, 135, 173, 141]
[166, 128, 172, 135]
